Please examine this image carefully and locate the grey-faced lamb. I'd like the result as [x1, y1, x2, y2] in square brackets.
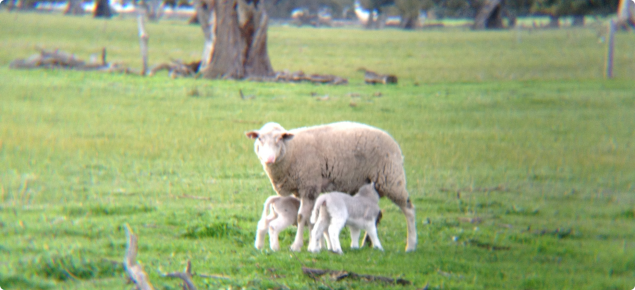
[245, 121, 416, 252]
[308, 183, 383, 254]
[255, 195, 300, 251]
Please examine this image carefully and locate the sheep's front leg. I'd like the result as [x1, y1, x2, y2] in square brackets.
[290, 197, 314, 252]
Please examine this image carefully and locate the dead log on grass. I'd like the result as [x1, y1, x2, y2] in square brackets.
[10, 48, 133, 73]
[302, 267, 411, 286]
[358, 68, 397, 85]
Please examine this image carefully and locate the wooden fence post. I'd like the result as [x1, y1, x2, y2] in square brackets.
[606, 19, 615, 79]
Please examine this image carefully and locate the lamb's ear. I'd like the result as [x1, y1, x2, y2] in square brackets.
[245, 131, 259, 139]
[281, 132, 294, 141]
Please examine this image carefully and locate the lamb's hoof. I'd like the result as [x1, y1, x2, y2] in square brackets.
[330, 249, 343, 255]
[405, 243, 416, 252]
[290, 244, 302, 252]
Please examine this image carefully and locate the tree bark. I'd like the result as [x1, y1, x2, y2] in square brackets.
[199, 0, 274, 79]
[571, 15, 584, 26]
[547, 15, 559, 28]
[65, 0, 85, 15]
[94, 0, 113, 18]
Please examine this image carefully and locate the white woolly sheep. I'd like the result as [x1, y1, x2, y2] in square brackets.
[308, 183, 384, 254]
[245, 121, 416, 252]
[255, 195, 300, 251]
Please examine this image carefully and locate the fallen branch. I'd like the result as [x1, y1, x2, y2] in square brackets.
[124, 224, 155, 290]
[160, 260, 197, 290]
[302, 267, 410, 286]
[247, 70, 348, 85]
[198, 273, 230, 280]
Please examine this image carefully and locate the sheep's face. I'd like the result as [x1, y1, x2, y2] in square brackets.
[246, 122, 294, 165]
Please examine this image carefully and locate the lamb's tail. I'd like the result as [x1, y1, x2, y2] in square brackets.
[260, 196, 279, 224]
[310, 196, 327, 224]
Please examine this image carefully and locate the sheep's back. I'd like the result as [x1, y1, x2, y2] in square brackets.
[288, 122, 405, 196]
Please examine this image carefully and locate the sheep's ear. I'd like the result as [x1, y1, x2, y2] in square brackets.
[245, 131, 259, 139]
[281, 132, 294, 141]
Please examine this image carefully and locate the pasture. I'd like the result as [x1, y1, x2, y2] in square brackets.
[1, 11, 635, 290]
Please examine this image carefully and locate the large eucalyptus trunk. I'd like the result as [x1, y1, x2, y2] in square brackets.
[197, 0, 274, 79]
[94, 0, 113, 18]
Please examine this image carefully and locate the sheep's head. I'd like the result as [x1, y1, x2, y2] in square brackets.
[245, 122, 294, 165]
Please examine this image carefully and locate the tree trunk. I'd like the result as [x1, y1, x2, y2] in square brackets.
[94, 0, 113, 18]
[547, 15, 559, 28]
[145, 0, 163, 21]
[65, 0, 85, 15]
[199, 0, 274, 79]
[400, 15, 418, 29]
[571, 15, 584, 26]
[473, 0, 505, 30]
[617, 0, 635, 29]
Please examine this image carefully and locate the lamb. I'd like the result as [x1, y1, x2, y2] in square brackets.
[308, 183, 383, 254]
[245, 121, 416, 252]
[255, 195, 301, 251]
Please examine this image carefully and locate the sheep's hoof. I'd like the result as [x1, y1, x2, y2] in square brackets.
[290, 244, 302, 252]
[405, 244, 416, 252]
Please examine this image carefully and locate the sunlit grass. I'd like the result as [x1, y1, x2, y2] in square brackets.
[1, 11, 634, 290]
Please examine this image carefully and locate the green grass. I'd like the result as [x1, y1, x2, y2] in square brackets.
[1, 11, 635, 290]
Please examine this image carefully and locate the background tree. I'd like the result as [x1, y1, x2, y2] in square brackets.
[94, 0, 113, 17]
[197, 0, 274, 79]
[65, 0, 85, 15]
[531, 0, 619, 27]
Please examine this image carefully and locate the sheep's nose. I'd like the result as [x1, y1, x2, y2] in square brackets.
[264, 155, 276, 164]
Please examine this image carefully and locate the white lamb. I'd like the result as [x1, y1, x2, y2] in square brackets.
[255, 195, 301, 251]
[308, 183, 383, 254]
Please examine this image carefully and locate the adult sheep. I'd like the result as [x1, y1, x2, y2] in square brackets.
[246, 122, 416, 252]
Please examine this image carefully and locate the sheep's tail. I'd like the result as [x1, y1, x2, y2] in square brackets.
[310, 196, 326, 224]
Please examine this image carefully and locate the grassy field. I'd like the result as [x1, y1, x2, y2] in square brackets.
[1, 11, 635, 290]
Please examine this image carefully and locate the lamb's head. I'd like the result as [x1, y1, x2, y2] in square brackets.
[245, 122, 294, 165]
[356, 182, 380, 202]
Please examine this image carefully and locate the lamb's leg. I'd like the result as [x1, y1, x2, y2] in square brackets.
[255, 212, 275, 250]
[308, 209, 329, 253]
[321, 231, 331, 250]
[268, 216, 294, 251]
[364, 223, 383, 251]
[290, 197, 314, 252]
[327, 217, 346, 254]
[349, 227, 361, 249]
